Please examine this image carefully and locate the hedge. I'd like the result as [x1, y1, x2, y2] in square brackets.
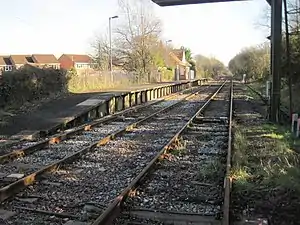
[0, 65, 69, 108]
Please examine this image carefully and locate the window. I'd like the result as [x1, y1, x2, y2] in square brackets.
[4, 65, 12, 71]
[25, 57, 34, 63]
[76, 63, 90, 69]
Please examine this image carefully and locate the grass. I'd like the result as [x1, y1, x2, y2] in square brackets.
[198, 159, 224, 181]
[68, 74, 134, 93]
[231, 121, 300, 224]
[170, 137, 187, 156]
[246, 82, 266, 101]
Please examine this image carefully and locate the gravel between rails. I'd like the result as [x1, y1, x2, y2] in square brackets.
[0, 86, 211, 189]
[113, 84, 231, 225]
[1, 84, 222, 225]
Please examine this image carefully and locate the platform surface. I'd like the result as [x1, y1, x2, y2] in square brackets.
[0, 82, 185, 137]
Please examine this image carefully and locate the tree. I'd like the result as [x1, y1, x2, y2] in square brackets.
[114, 0, 162, 83]
[184, 47, 192, 61]
[91, 34, 110, 71]
[194, 54, 227, 78]
[228, 43, 270, 82]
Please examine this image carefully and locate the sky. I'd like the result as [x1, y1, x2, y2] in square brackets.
[0, 0, 270, 65]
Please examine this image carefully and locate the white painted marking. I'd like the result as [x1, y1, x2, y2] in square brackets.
[6, 173, 24, 179]
[297, 118, 300, 137]
[292, 113, 298, 133]
[76, 99, 103, 106]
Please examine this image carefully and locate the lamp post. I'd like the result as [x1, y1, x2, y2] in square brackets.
[109, 15, 118, 83]
[165, 39, 172, 46]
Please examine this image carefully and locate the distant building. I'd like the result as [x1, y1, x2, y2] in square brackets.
[0, 54, 60, 74]
[9, 55, 33, 69]
[58, 54, 95, 72]
[31, 54, 60, 69]
[169, 48, 192, 80]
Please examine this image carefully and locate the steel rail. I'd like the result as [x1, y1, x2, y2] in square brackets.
[0, 85, 202, 164]
[222, 79, 233, 225]
[245, 83, 289, 120]
[91, 80, 228, 225]
[0, 84, 212, 203]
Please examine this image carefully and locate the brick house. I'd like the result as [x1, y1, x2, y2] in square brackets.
[9, 55, 31, 69]
[32, 54, 60, 69]
[169, 48, 191, 80]
[2, 54, 60, 71]
[58, 54, 94, 73]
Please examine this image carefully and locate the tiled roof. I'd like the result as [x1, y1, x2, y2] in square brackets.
[0, 56, 12, 66]
[32, 54, 59, 64]
[62, 54, 92, 63]
[172, 49, 184, 61]
[10, 55, 31, 65]
[0, 56, 6, 65]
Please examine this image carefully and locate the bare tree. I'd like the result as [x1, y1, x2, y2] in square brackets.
[114, 0, 162, 83]
[91, 34, 110, 71]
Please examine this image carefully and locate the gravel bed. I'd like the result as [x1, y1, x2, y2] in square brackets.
[2, 84, 221, 225]
[113, 216, 165, 225]
[116, 84, 230, 224]
[203, 90, 229, 118]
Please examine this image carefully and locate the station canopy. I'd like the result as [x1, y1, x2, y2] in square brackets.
[151, 0, 247, 6]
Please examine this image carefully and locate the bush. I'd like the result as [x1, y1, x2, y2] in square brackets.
[0, 65, 69, 108]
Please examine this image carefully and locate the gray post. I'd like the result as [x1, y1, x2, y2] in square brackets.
[109, 16, 118, 83]
[175, 66, 179, 81]
[270, 0, 282, 122]
[109, 17, 112, 83]
[266, 80, 271, 99]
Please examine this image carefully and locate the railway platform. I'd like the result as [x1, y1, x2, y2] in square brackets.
[0, 79, 206, 142]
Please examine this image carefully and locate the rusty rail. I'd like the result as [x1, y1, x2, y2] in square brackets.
[0, 84, 211, 203]
[92, 81, 228, 225]
[222, 79, 233, 225]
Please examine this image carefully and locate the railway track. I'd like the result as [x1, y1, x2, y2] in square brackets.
[4, 81, 230, 224]
[0, 85, 201, 157]
[0, 84, 208, 164]
[0, 84, 212, 199]
[106, 81, 233, 225]
[0, 82, 226, 224]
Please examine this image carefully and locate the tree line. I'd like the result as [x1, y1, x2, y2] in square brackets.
[228, 0, 300, 112]
[228, 0, 300, 84]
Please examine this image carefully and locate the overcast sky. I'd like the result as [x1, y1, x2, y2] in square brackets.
[0, 0, 270, 65]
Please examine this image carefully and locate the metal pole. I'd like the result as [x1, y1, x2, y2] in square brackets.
[270, 0, 282, 122]
[284, 0, 293, 119]
[109, 17, 113, 83]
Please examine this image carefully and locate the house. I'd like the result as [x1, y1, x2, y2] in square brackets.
[58, 54, 94, 72]
[169, 48, 192, 80]
[9, 55, 32, 69]
[32, 54, 60, 69]
[0, 56, 13, 74]
[1, 54, 60, 71]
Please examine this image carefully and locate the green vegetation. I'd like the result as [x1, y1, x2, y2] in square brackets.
[198, 159, 224, 181]
[194, 54, 229, 78]
[228, 0, 300, 113]
[231, 122, 300, 224]
[228, 43, 270, 82]
[0, 66, 68, 109]
[170, 137, 187, 156]
[67, 68, 132, 93]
